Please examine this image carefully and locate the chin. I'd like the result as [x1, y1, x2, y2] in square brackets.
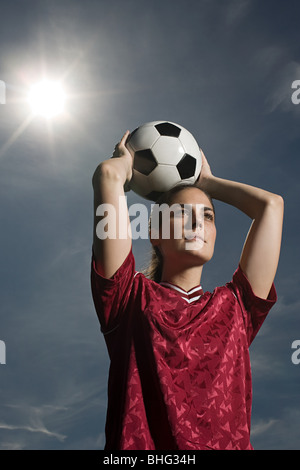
[182, 247, 214, 266]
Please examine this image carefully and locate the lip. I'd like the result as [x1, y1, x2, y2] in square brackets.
[184, 235, 205, 243]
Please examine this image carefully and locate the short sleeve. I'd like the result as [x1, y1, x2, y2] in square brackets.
[227, 265, 277, 345]
[90, 248, 136, 334]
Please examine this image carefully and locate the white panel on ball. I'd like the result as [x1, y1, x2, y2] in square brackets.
[148, 165, 180, 192]
[151, 137, 185, 166]
[127, 125, 160, 152]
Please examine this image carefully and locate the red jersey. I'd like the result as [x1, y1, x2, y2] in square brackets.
[91, 248, 276, 450]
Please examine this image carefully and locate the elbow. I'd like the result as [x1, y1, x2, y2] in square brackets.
[92, 161, 122, 188]
[253, 193, 284, 221]
[269, 193, 284, 211]
[263, 193, 284, 220]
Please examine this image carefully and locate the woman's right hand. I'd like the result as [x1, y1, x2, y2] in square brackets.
[112, 130, 134, 187]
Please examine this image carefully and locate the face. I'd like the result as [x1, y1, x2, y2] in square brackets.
[151, 187, 217, 267]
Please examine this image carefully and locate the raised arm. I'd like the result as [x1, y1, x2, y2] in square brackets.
[92, 131, 133, 279]
[197, 151, 284, 299]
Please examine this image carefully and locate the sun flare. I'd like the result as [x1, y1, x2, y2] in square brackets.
[28, 80, 65, 118]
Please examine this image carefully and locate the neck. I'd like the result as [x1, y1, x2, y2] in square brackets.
[160, 262, 204, 291]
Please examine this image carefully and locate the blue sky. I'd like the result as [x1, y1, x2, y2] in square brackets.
[0, 0, 299, 450]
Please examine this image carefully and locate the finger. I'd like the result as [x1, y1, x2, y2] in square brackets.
[199, 147, 205, 158]
[120, 130, 130, 146]
[200, 148, 209, 164]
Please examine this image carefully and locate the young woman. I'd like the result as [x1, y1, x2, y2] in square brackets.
[91, 130, 284, 450]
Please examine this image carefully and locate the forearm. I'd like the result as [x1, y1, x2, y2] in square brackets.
[92, 132, 133, 278]
[92, 157, 132, 248]
[199, 175, 282, 219]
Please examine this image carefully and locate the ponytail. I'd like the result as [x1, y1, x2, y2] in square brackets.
[143, 245, 164, 283]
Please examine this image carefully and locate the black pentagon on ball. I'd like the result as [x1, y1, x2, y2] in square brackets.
[155, 122, 181, 138]
[176, 154, 197, 179]
[133, 149, 157, 175]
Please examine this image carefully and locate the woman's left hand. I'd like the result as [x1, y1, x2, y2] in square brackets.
[196, 149, 214, 188]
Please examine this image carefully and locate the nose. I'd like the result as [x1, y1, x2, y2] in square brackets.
[192, 217, 202, 230]
[193, 221, 203, 234]
[192, 206, 204, 230]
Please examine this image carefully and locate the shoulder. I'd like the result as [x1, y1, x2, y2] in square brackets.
[205, 264, 277, 315]
[131, 270, 167, 298]
[227, 265, 277, 310]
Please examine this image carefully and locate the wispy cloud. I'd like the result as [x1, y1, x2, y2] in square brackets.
[252, 408, 300, 450]
[251, 418, 279, 437]
[0, 381, 108, 449]
[0, 420, 66, 441]
[225, 0, 251, 25]
[265, 61, 300, 113]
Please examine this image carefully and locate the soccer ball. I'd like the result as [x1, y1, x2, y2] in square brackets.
[126, 121, 202, 201]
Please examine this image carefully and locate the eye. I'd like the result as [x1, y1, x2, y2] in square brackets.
[204, 212, 214, 221]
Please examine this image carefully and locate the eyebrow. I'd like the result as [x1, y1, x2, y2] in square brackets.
[177, 204, 214, 212]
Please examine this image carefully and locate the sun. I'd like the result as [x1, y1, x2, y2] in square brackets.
[28, 80, 65, 118]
